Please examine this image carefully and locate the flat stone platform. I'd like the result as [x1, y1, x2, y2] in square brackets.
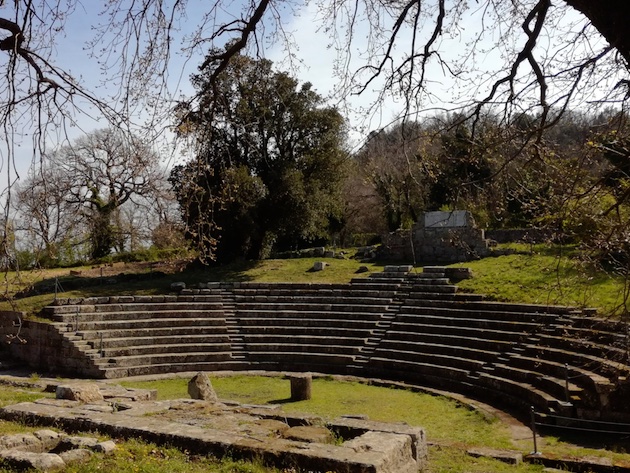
[0, 395, 426, 473]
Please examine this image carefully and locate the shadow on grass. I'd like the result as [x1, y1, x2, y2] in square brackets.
[12, 259, 264, 302]
[267, 398, 294, 404]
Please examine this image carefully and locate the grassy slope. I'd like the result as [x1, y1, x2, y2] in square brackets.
[453, 244, 628, 315]
[1, 257, 383, 316]
[6, 244, 629, 317]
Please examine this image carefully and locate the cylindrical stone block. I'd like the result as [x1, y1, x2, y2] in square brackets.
[290, 373, 312, 401]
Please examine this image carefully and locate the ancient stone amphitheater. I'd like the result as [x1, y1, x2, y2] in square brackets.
[4, 266, 630, 424]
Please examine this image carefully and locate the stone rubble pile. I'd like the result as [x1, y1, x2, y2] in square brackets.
[0, 429, 115, 472]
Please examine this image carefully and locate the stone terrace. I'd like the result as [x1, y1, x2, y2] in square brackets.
[3, 266, 630, 422]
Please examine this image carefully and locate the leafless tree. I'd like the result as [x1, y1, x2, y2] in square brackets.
[47, 128, 164, 259]
[4, 1, 624, 152]
[13, 164, 80, 266]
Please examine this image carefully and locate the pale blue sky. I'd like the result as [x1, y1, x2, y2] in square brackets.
[2, 1, 616, 184]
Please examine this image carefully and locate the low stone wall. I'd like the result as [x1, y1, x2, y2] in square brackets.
[0, 312, 99, 377]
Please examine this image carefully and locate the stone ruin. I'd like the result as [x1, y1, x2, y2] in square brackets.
[0, 429, 115, 471]
[379, 210, 495, 263]
[0, 376, 427, 473]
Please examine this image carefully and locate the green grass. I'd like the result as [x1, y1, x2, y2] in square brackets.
[61, 439, 279, 473]
[454, 244, 629, 315]
[126, 375, 544, 472]
[0, 384, 55, 436]
[0, 384, 54, 408]
[4, 243, 630, 317]
[119, 375, 630, 471]
[120, 376, 513, 448]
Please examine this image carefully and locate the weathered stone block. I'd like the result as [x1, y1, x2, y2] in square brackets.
[468, 447, 523, 465]
[170, 282, 186, 291]
[344, 431, 418, 473]
[312, 261, 327, 272]
[0, 434, 42, 452]
[93, 441, 116, 454]
[33, 430, 61, 451]
[0, 450, 66, 472]
[57, 436, 99, 451]
[282, 426, 334, 444]
[56, 384, 104, 403]
[59, 448, 92, 464]
[188, 372, 218, 402]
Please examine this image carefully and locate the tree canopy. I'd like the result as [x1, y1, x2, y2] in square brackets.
[2, 0, 630, 266]
[15, 129, 166, 263]
[171, 52, 347, 263]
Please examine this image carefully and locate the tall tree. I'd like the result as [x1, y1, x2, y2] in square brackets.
[50, 129, 163, 260]
[172, 52, 347, 263]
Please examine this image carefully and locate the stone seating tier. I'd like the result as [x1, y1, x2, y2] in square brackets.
[94, 334, 233, 349]
[234, 322, 376, 335]
[28, 267, 630, 422]
[518, 344, 627, 380]
[372, 347, 487, 372]
[93, 351, 237, 368]
[506, 354, 613, 395]
[52, 309, 226, 325]
[558, 321, 628, 345]
[75, 325, 231, 340]
[100, 361, 251, 379]
[388, 321, 533, 343]
[376, 341, 501, 365]
[230, 287, 401, 297]
[68, 316, 227, 333]
[397, 305, 566, 323]
[535, 333, 628, 364]
[96, 342, 234, 358]
[234, 303, 391, 313]
[365, 358, 567, 415]
[491, 362, 584, 401]
[239, 335, 368, 347]
[382, 330, 516, 352]
[470, 372, 571, 415]
[392, 313, 543, 333]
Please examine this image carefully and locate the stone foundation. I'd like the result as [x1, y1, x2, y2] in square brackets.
[379, 211, 493, 263]
[0, 392, 427, 473]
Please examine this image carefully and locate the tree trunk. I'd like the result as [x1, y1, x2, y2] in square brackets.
[90, 210, 114, 260]
[563, 0, 630, 67]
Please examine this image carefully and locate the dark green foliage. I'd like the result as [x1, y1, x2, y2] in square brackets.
[171, 51, 347, 263]
[428, 119, 494, 211]
[355, 123, 431, 232]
